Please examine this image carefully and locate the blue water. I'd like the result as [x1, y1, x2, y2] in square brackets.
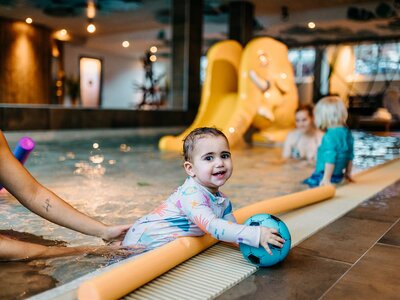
[0, 128, 399, 298]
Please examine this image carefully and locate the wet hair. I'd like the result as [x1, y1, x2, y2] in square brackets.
[183, 127, 228, 161]
[314, 96, 348, 130]
[296, 104, 314, 118]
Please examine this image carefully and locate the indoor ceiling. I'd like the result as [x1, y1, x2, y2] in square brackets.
[0, 0, 399, 59]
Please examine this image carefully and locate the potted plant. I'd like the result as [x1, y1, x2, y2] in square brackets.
[65, 76, 80, 106]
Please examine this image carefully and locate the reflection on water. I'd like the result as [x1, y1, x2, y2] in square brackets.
[352, 132, 400, 168]
[0, 129, 399, 298]
[0, 260, 57, 299]
[0, 230, 63, 299]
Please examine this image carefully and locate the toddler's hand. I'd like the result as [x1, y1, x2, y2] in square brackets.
[259, 227, 285, 255]
[319, 179, 333, 186]
[344, 174, 355, 183]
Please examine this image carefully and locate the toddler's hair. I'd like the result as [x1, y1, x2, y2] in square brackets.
[314, 96, 348, 130]
[296, 104, 314, 118]
[183, 127, 228, 161]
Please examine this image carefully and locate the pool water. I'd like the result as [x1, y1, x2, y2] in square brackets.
[0, 128, 399, 299]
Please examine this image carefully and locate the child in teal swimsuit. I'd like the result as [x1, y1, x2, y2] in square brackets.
[123, 127, 285, 254]
[303, 96, 354, 187]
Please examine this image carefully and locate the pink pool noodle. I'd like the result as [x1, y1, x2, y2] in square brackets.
[13, 137, 35, 164]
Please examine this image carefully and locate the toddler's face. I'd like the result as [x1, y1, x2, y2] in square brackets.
[184, 135, 232, 194]
[295, 110, 313, 133]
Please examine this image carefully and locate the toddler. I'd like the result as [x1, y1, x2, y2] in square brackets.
[123, 127, 285, 255]
[303, 96, 354, 187]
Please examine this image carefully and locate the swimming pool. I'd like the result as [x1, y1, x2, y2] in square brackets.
[1, 128, 399, 299]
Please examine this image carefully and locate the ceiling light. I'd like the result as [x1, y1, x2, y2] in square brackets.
[87, 0, 96, 19]
[87, 22, 96, 33]
[122, 41, 130, 48]
[52, 29, 71, 41]
[150, 46, 158, 53]
[149, 55, 157, 62]
[308, 22, 316, 29]
[25, 17, 33, 24]
[86, 0, 97, 34]
[52, 44, 60, 57]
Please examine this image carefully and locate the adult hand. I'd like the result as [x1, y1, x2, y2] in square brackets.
[100, 224, 132, 245]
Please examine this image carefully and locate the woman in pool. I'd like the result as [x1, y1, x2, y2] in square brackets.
[282, 104, 323, 161]
[0, 130, 137, 261]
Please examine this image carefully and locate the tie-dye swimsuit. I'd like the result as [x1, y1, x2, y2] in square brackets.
[123, 177, 260, 251]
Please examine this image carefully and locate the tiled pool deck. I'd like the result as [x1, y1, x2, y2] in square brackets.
[217, 180, 400, 300]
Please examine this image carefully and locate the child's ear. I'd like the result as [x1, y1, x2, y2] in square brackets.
[183, 161, 195, 177]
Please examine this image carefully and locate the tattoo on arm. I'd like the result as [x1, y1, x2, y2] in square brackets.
[43, 198, 52, 212]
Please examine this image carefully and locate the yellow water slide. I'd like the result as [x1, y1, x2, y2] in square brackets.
[159, 37, 298, 151]
[159, 40, 243, 152]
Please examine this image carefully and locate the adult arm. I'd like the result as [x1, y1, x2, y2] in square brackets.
[0, 131, 130, 241]
[0, 234, 141, 261]
[0, 234, 91, 261]
[282, 131, 295, 159]
[306, 130, 324, 162]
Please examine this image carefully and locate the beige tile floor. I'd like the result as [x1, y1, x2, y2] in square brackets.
[217, 179, 400, 300]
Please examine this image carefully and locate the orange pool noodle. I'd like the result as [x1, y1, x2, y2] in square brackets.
[78, 185, 335, 300]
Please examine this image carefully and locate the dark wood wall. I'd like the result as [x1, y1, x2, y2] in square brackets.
[0, 18, 52, 104]
[0, 106, 196, 131]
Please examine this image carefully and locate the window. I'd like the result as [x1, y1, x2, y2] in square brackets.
[200, 55, 208, 84]
[354, 42, 400, 76]
[288, 48, 315, 82]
